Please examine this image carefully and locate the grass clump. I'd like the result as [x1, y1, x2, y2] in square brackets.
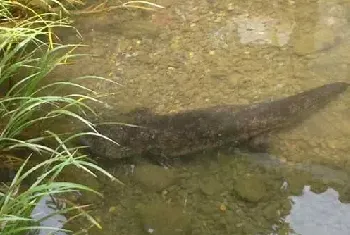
[0, 1, 118, 234]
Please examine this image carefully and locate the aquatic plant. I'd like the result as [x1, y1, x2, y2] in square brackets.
[0, 137, 116, 235]
[0, 0, 118, 234]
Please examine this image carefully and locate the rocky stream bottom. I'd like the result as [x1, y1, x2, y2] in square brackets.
[60, 149, 350, 235]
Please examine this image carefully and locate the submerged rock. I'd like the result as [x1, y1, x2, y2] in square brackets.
[233, 175, 269, 203]
[137, 201, 191, 235]
[133, 164, 177, 192]
[199, 177, 224, 196]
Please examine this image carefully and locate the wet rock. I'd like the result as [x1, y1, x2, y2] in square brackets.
[233, 175, 268, 203]
[199, 177, 224, 196]
[137, 201, 191, 235]
[133, 164, 177, 192]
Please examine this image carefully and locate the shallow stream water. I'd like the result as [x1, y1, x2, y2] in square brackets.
[46, 0, 350, 234]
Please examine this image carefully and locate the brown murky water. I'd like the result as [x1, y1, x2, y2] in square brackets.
[47, 0, 350, 234]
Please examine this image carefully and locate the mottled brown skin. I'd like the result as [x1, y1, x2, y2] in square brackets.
[79, 82, 349, 163]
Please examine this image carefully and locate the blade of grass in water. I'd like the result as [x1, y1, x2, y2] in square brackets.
[0, 0, 136, 234]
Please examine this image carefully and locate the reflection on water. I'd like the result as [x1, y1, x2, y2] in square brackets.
[45, 0, 350, 234]
[286, 186, 350, 235]
[31, 195, 67, 235]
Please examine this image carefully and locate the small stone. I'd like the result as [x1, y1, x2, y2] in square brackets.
[227, 3, 234, 11]
[161, 190, 168, 199]
[214, 17, 222, 23]
[219, 203, 227, 211]
[327, 140, 336, 149]
[108, 206, 118, 213]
